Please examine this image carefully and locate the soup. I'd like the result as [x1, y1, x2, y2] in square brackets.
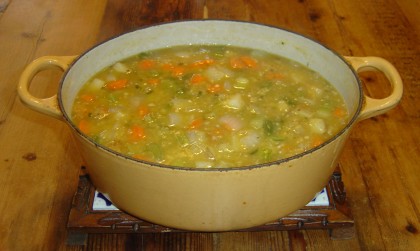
[71, 45, 348, 168]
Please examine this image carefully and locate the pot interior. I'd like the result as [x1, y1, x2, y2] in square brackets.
[60, 20, 362, 143]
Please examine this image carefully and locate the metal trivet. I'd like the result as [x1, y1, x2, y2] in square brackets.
[67, 165, 354, 245]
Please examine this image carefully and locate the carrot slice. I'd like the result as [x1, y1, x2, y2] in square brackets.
[207, 83, 223, 93]
[132, 154, 148, 160]
[240, 56, 257, 68]
[147, 78, 160, 86]
[188, 118, 203, 129]
[191, 59, 215, 68]
[333, 107, 346, 117]
[80, 94, 95, 102]
[130, 125, 146, 141]
[230, 57, 247, 69]
[311, 136, 324, 147]
[230, 56, 258, 69]
[171, 66, 185, 77]
[138, 59, 156, 69]
[190, 74, 205, 85]
[264, 72, 284, 80]
[105, 79, 128, 90]
[78, 120, 90, 134]
[162, 63, 174, 71]
[138, 105, 150, 118]
[162, 63, 185, 77]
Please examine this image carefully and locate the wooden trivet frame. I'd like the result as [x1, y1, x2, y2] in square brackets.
[67, 165, 354, 243]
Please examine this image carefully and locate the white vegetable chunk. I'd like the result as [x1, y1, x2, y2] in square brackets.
[205, 66, 226, 82]
[225, 94, 244, 110]
[187, 131, 206, 143]
[106, 74, 117, 81]
[309, 118, 326, 134]
[112, 62, 129, 73]
[219, 115, 243, 131]
[240, 131, 260, 150]
[168, 113, 181, 127]
[89, 78, 105, 90]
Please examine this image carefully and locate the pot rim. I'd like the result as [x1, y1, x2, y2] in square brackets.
[58, 19, 363, 172]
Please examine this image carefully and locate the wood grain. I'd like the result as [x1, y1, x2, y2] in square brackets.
[97, 0, 206, 42]
[0, 0, 106, 250]
[0, 0, 418, 250]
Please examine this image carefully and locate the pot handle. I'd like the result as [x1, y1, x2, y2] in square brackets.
[345, 56, 403, 121]
[17, 56, 77, 120]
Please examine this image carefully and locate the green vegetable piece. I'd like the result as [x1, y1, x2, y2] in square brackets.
[263, 120, 275, 136]
[261, 148, 272, 162]
[147, 143, 164, 161]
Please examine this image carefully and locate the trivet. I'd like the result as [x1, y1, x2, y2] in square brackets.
[67, 165, 354, 245]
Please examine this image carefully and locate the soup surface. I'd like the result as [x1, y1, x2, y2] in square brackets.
[72, 45, 348, 168]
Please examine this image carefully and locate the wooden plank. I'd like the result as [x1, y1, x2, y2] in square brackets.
[97, 0, 206, 42]
[0, 0, 106, 250]
[324, 1, 419, 250]
[262, 1, 420, 250]
[0, 0, 9, 15]
[396, 0, 420, 36]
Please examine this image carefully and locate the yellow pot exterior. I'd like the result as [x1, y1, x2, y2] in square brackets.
[18, 20, 402, 231]
[74, 129, 348, 231]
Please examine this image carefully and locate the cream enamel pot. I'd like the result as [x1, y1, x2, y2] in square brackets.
[18, 20, 403, 231]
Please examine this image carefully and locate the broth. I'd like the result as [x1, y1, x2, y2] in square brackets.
[72, 45, 348, 168]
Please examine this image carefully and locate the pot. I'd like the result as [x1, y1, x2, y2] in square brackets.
[18, 20, 403, 231]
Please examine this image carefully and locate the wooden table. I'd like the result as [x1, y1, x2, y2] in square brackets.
[0, 0, 419, 250]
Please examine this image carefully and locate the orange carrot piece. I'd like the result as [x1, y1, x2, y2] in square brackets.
[162, 63, 174, 71]
[230, 57, 247, 69]
[78, 120, 90, 134]
[147, 78, 160, 85]
[212, 127, 228, 136]
[130, 125, 146, 141]
[230, 56, 258, 69]
[105, 79, 128, 90]
[138, 59, 156, 70]
[265, 72, 284, 80]
[240, 56, 257, 68]
[138, 105, 150, 118]
[221, 122, 234, 131]
[190, 74, 205, 85]
[188, 118, 203, 129]
[207, 83, 223, 93]
[191, 59, 215, 67]
[132, 154, 148, 160]
[333, 107, 346, 117]
[161, 63, 186, 76]
[311, 136, 324, 147]
[171, 65, 186, 77]
[80, 94, 95, 102]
